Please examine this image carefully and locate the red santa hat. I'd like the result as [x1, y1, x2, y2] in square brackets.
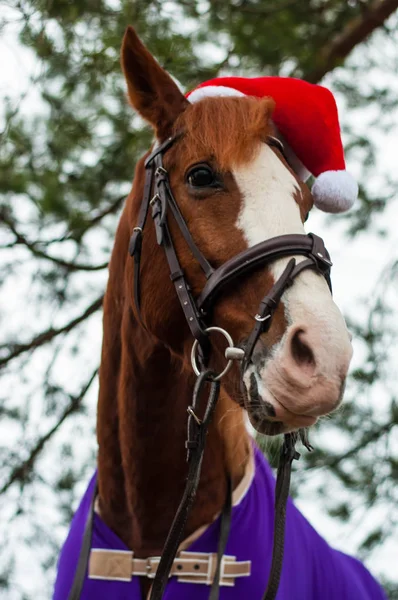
[187, 77, 357, 213]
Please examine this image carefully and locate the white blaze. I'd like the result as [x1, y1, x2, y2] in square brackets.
[233, 144, 351, 378]
[235, 145, 303, 246]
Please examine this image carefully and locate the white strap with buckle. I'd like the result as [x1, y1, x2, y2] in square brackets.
[88, 548, 251, 587]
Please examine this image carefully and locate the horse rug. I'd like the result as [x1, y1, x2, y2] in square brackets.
[53, 444, 386, 599]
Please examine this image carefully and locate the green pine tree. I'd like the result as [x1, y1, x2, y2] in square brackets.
[1, 1, 397, 597]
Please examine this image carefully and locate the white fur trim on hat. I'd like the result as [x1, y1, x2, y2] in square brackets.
[188, 85, 245, 104]
[312, 170, 358, 213]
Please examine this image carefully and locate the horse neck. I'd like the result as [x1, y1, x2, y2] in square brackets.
[96, 211, 250, 556]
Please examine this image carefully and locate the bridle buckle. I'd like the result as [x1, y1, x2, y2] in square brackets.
[150, 193, 160, 206]
[254, 313, 271, 323]
[187, 406, 202, 425]
[155, 166, 167, 176]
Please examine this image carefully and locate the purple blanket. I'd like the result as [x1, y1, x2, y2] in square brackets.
[54, 445, 386, 599]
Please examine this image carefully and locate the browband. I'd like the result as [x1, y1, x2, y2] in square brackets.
[197, 233, 331, 312]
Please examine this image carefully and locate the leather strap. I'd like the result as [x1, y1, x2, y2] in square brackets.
[130, 140, 213, 342]
[128, 165, 154, 257]
[209, 476, 233, 599]
[243, 258, 297, 372]
[129, 136, 179, 326]
[151, 153, 210, 351]
[262, 433, 300, 600]
[164, 178, 214, 278]
[149, 370, 221, 600]
[129, 165, 154, 328]
[67, 480, 98, 600]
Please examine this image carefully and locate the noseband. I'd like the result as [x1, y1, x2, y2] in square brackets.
[68, 134, 333, 600]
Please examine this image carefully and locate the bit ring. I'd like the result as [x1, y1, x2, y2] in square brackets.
[191, 326, 236, 381]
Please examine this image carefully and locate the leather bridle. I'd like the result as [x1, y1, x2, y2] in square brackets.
[129, 135, 332, 358]
[67, 133, 333, 600]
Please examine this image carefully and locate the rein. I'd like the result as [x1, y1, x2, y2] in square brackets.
[67, 133, 333, 600]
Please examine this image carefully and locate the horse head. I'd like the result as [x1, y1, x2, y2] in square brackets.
[121, 26, 353, 437]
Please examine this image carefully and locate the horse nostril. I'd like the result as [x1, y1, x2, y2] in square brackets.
[290, 328, 316, 373]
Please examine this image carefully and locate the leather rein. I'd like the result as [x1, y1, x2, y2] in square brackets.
[67, 134, 333, 600]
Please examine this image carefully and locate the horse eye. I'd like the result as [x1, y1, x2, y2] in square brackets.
[187, 165, 217, 188]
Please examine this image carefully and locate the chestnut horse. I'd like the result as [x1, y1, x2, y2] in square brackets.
[54, 26, 387, 600]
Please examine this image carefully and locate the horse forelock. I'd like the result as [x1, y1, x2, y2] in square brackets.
[172, 96, 275, 171]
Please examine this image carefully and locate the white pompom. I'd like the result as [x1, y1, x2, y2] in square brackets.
[312, 170, 358, 213]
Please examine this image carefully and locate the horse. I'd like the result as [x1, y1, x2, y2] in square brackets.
[53, 26, 386, 600]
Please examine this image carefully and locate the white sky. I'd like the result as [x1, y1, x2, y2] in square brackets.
[1, 5, 397, 598]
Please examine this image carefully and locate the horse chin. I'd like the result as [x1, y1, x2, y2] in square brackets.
[242, 366, 318, 436]
[246, 408, 286, 436]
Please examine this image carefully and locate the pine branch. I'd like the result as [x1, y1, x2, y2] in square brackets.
[0, 369, 98, 495]
[1, 210, 109, 271]
[0, 239, 19, 249]
[0, 195, 126, 248]
[307, 419, 395, 472]
[69, 194, 126, 238]
[225, 0, 301, 16]
[304, 0, 398, 83]
[0, 295, 103, 369]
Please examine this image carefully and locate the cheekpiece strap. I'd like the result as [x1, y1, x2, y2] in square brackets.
[243, 258, 296, 369]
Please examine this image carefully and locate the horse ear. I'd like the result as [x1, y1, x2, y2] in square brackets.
[121, 26, 189, 140]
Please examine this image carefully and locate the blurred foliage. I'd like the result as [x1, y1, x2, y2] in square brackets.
[0, 0, 397, 598]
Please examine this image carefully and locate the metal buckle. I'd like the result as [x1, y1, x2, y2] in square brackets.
[150, 193, 160, 206]
[267, 135, 284, 153]
[315, 251, 332, 267]
[254, 313, 271, 323]
[155, 166, 168, 176]
[146, 557, 159, 579]
[187, 406, 202, 425]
